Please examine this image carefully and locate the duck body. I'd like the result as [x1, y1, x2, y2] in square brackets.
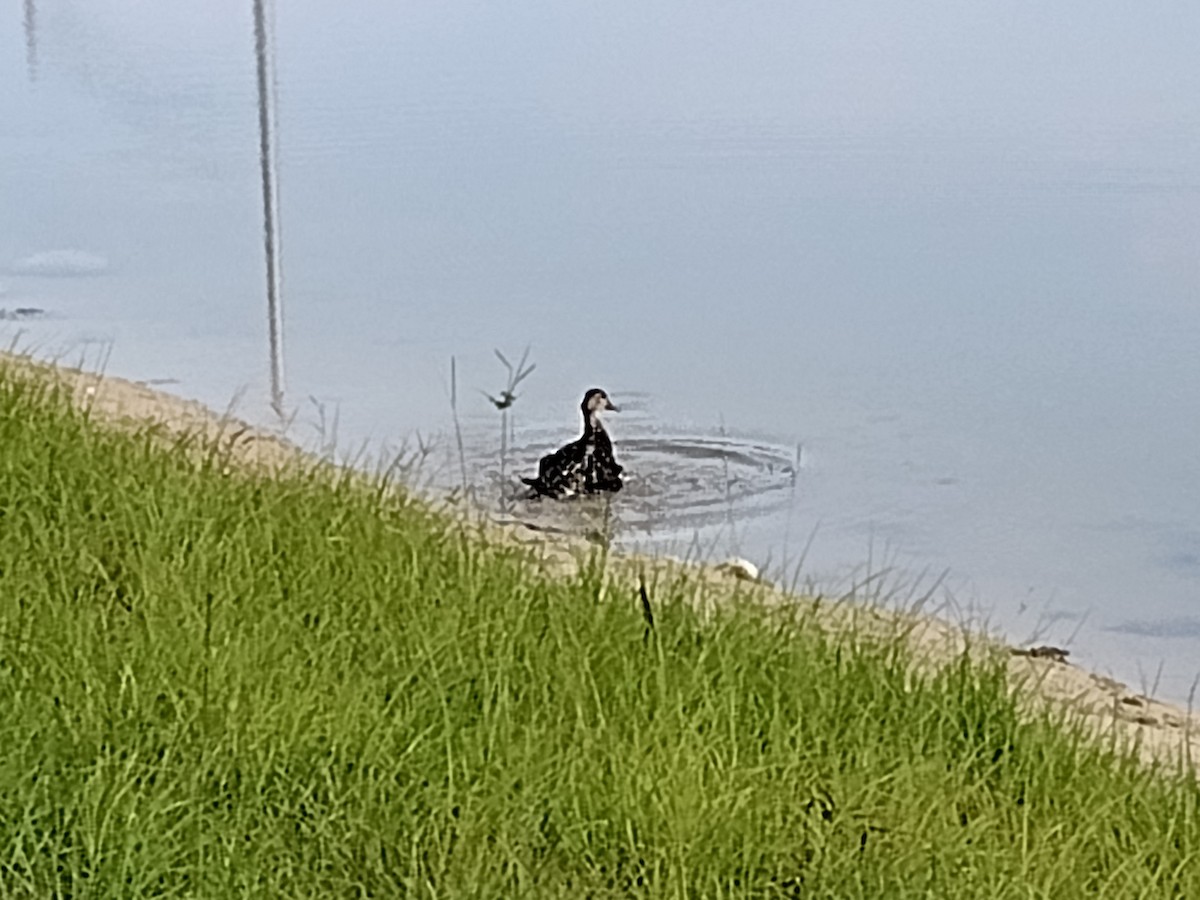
[523, 388, 623, 499]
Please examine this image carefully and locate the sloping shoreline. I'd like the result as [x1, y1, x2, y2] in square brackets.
[6, 350, 1197, 771]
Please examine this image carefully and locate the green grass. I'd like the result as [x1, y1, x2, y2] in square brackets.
[1, 361, 1198, 898]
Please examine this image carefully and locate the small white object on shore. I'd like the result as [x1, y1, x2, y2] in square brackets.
[716, 557, 760, 582]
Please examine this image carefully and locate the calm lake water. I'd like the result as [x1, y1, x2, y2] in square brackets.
[3, 3, 1199, 700]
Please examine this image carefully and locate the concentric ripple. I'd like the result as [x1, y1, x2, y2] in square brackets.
[490, 431, 799, 539]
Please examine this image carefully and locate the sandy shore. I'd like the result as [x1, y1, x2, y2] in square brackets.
[7, 351, 1198, 770]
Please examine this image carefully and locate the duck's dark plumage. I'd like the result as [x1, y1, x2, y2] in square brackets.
[523, 388, 623, 498]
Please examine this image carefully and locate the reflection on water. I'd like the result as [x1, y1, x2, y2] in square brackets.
[3, 2, 1199, 702]
[22, 0, 36, 82]
[252, 0, 286, 417]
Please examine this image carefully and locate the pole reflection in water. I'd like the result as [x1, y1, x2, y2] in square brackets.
[23, 0, 38, 82]
[253, 0, 285, 416]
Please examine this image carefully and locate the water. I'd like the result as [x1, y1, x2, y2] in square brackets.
[3, 2, 1199, 700]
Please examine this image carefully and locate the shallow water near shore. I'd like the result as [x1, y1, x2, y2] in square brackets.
[3, 3, 1199, 701]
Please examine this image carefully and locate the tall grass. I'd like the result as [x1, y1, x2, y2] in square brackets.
[1, 361, 1198, 898]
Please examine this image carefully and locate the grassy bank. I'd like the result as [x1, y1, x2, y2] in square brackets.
[1, 361, 1198, 898]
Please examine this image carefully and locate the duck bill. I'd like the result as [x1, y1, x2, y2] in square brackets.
[605, 398, 619, 412]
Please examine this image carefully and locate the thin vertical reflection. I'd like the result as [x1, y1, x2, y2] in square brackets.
[253, 0, 285, 416]
[23, 0, 38, 82]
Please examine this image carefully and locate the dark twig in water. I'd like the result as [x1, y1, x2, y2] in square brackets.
[482, 347, 536, 411]
[1010, 645, 1071, 664]
[486, 347, 536, 512]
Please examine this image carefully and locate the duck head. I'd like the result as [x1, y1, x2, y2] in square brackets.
[581, 388, 618, 428]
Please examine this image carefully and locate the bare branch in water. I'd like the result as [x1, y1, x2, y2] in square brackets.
[486, 346, 537, 512]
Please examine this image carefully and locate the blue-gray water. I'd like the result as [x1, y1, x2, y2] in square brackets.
[4, 2, 1199, 700]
